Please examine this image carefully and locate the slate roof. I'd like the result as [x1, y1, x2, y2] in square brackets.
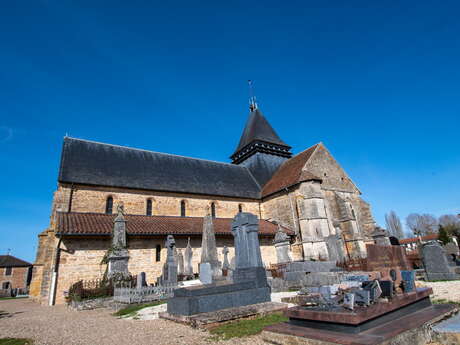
[232, 109, 290, 156]
[55, 212, 293, 237]
[0, 255, 32, 267]
[58, 137, 261, 199]
[262, 144, 322, 198]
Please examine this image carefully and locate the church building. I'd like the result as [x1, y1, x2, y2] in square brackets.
[30, 101, 376, 305]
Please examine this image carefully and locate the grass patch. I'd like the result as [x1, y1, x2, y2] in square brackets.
[432, 299, 460, 306]
[209, 312, 288, 340]
[113, 300, 166, 317]
[0, 339, 33, 345]
[0, 297, 28, 301]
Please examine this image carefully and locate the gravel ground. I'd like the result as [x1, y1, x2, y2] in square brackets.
[0, 299, 271, 345]
[416, 280, 460, 302]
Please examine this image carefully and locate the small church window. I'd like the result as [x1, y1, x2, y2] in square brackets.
[181, 200, 186, 217]
[105, 196, 113, 215]
[211, 202, 216, 218]
[5, 267, 12, 276]
[2, 282, 10, 289]
[323, 173, 327, 177]
[238, 204, 243, 213]
[146, 199, 153, 216]
[155, 245, 161, 262]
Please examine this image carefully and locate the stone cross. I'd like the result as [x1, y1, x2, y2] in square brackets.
[200, 209, 221, 280]
[183, 237, 193, 276]
[231, 212, 263, 269]
[222, 246, 230, 270]
[273, 224, 291, 264]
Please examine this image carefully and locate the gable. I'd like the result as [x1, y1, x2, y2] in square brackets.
[302, 143, 360, 194]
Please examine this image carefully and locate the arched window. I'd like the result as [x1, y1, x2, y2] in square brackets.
[146, 199, 153, 216]
[155, 244, 161, 262]
[105, 196, 113, 214]
[238, 204, 243, 213]
[180, 200, 186, 217]
[2, 282, 11, 289]
[211, 202, 216, 218]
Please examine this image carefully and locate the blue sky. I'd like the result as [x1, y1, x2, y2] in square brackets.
[1, 1, 459, 262]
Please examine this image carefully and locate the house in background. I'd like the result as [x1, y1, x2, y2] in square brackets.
[0, 255, 33, 293]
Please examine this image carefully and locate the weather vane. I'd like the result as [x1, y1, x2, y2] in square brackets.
[248, 80, 258, 111]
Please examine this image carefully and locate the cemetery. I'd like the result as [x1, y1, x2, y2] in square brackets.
[29, 208, 457, 345]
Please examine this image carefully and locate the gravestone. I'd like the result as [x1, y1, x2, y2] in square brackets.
[273, 225, 291, 264]
[200, 211, 221, 281]
[362, 280, 382, 302]
[222, 246, 230, 270]
[137, 272, 147, 288]
[354, 289, 371, 306]
[343, 293, 354, 310]
[325, 234, 345, 262]
[366, 244, 410, 271]
[107, 204, 131, 280]
[379, 280, 394, 298]
[183, 237, 193, 276]
[159, 235, 178, 285]
[177, 249, 184, 276]
[199, 262, 212, 284]
[422, 241, 460, 281]
[400, 270, 415, 293]
[444, 242, 459, 260]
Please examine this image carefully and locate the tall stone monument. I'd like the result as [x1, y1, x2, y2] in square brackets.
[166, 212, 271, 316]
[273, 224, 291, 264]
[107, 203, 130, 280]
[200, 209, 221, 281]
[183, 237, 193, 276]
[177, 249, 184, 276]
[231, 212, 270, 292]
[159, 235, 178, 285]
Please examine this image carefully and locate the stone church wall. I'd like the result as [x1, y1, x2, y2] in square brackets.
[49, 235, 276, 305]
[56, 184, 260, 218]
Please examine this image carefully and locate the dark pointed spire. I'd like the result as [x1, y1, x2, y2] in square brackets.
[231, 107, 292, 164]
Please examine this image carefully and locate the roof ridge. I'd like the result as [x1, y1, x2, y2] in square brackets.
[64, 136, 244, 168]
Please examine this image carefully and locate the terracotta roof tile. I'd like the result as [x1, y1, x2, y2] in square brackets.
[399, 234, 438, 244]
[261, 144, 321, 197]
[56, 212, 293, 237]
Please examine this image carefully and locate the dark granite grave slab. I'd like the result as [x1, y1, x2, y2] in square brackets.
[285, 287, 432, 325]
[263, 303, 456, 345]
[167, 284, 270, 316]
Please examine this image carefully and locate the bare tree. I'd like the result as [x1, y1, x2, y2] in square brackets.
[406, 213, 438, 236]
[439, 214, 460, 230]
[385, 211, 404, 239]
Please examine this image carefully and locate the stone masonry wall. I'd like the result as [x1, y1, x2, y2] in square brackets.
[0, 267, 30, 290]
[57, 184, 260, 218]
[53, 235, 277, 305]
